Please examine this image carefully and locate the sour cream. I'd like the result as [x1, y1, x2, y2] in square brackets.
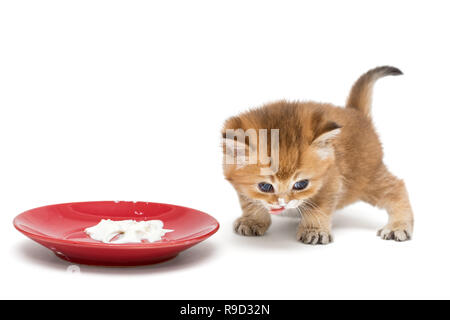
[84, 219, 173, 244]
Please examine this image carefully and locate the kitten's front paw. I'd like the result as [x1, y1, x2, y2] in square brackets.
[234, 217, 269, 236]
[297, 228, 333, 245]
[377, 222, 413, 242]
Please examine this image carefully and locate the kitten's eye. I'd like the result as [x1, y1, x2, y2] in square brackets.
[293, 179, 309, 191]
[258, 182, 274, 193]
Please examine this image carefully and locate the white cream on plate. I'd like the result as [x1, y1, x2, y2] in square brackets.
[84, 219, 173, 244]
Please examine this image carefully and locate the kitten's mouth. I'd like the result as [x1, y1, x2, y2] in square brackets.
[269, 207, 286, 215]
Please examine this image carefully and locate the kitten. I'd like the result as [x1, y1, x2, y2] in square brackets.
[222, 66, 414, 244]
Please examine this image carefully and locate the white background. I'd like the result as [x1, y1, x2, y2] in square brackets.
[1, 0, 449, 300]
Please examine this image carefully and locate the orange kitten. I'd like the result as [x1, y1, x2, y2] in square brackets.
[222, 66, 414, 244]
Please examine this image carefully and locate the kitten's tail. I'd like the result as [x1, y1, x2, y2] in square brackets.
[346, 66, 403, 118]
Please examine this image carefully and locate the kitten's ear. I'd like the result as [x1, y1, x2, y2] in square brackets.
[311, 122, 342, 158]
[312, 122, 342, 146]
[221, 129, 256, 156]
[222, 137, 248, 157]
[222, 136, 252, 169]
[222, 129, 258, 168]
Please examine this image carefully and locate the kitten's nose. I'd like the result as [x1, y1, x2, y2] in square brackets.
[278, 198, 286, 207]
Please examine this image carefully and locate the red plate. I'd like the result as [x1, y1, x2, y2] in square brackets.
[14, 201, 219, 266]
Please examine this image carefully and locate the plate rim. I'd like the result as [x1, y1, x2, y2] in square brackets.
[13, 200, 220, 249]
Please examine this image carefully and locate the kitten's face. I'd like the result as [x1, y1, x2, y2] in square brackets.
[222, 101, 341, 214]
[224, 142, 334, 214]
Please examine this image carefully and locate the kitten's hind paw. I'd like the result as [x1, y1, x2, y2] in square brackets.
[233, 217, 269, 236]
[377, 223, 413, 242]
[297, 228, 333, 245]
